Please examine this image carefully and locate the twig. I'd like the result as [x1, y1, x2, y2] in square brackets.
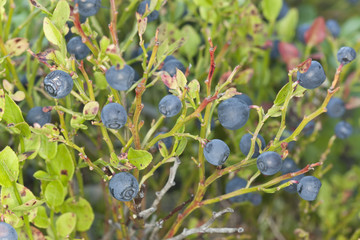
[139, 157, 181, 219]
[167, 208, 244, 240]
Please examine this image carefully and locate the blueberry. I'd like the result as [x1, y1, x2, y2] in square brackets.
[0, 222, 18, 240]
[257, 151, 282, 175]
[154, 132, 173, 149]
[239, 133, 266, 158]
[326, 97, 345, 118]
[162, 59, 186, 77]
[233, 94, 253, 106]
[67, 36, 90, 60]
[248, 193, 262, 206]
[75, 0, 101, 17]
[296, 23, 310, 43]
[335, 121, 353, 139]
[218, 97, 250, 130]
[106, 65, 136, 91]
[297, 61, 326, 89]
[337, 47, 357, 65]
[225, 177, 251, 203]
[203, 139, 230, 166]
[137, 0, 159, 22]
[280, 158, 297, 174]
[302, 120, 315, 136]
[158, 95, 182, 117]
[26, 107, 51, 127]
[283, 173, 304, 193]
[297, 176, 322, 201]
[326, 19, 340, 38]
[43, 70, 74, 99]
[108, 172, 139, 201]
[270, 39, 280, 59]
[101, 103, 127, 129]
[164, 55, 177, 63]
[276, 1, 289, 21]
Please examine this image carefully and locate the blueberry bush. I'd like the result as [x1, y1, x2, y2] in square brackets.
[0, 0, 360, 239]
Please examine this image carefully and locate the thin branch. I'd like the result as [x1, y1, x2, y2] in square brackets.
[139, 157, 181, 219]
[167, 208, 244, 240]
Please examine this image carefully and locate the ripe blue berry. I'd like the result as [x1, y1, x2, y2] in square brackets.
[26, 107, 51, 127]
[249, 193, 262, 206]
[303, 120, 315, 136]
[158, 95, 182, 117]
[270, 39, 280, 59]
[337, 46, 357, 65]
[109, 172, 139, 201]
[218, 97, 250, 130]
[154, 132, 173, 149]
[106, 65, 136, 91]
[0, 222, 18, 240]
[276, 1, 289, 20]
[101, 103, 127, 129]
[75, 0, 101, 17]
[239, 133, 266, 158]
[335, 121, 353, 139]
[297, 61, 326, 89]
[297, 176, 322, 201]
[67, 36, 90, 60]
[283, 173, 304, 193]
[162, 59, 186, 77]
[43, 70, 74, 99]
[280, 158, 298, 174]
[233, 94, 253, 106]
[326, 97, 345, 118]
[326, 19, 340, 38]
[203, 139, 230, 166]
[297, 23, 310, 43]
[257, 151, 282, 175]
[137, 0, 159, 22]
[225, 177, 250, 203]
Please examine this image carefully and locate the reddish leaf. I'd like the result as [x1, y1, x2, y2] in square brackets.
[298, 58, 312, 73]
[305, 17, 326, 46]
[278, 42, 300, 70]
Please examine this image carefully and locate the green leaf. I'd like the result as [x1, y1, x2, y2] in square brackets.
[176, 68, 187, 90]
[62, 197, 94, 232]
[187, 79, 200, 100]
[175, 137, 188, 156]
[0, 0, 7, 7]
[0, 146, 19, 187]
[30, 123, 62, 140]
[276, 8, 298, 42]
[180, 25, 201, 59]
[45, 180, 64, 208]
[128, 147, 153, 170]
[94, 71, 108, 90]
[39, 135, 58, 159]
[274, 82, 291, 105]
[2, 210, 23, 228]
[70, 114, 87, 130]
[51, 0, 70, 31]
[293, 84, 306, 98]
[83, 101, 99, 120]
[5, 38, 29, 56]
[12, 199, 44, 211]
[29, 0, 51, 15]
[219, 88, 237, 101]
[33, 206, 50, 229]
[267, 105, 282, 118]
[0, 89, 4, 120]
[99, 36, 110, 54]
[56, 212, 76, 238]
[33, 170, 58, 181]
[158, 141, 169, 158]
[43, 17, 66, 55]
[1, 183, 37, 221]
[262, 0, 282, 22]
[23, 133, 41, 160]
[3, 94, 31, 137]
[47, 144, 74, 185]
